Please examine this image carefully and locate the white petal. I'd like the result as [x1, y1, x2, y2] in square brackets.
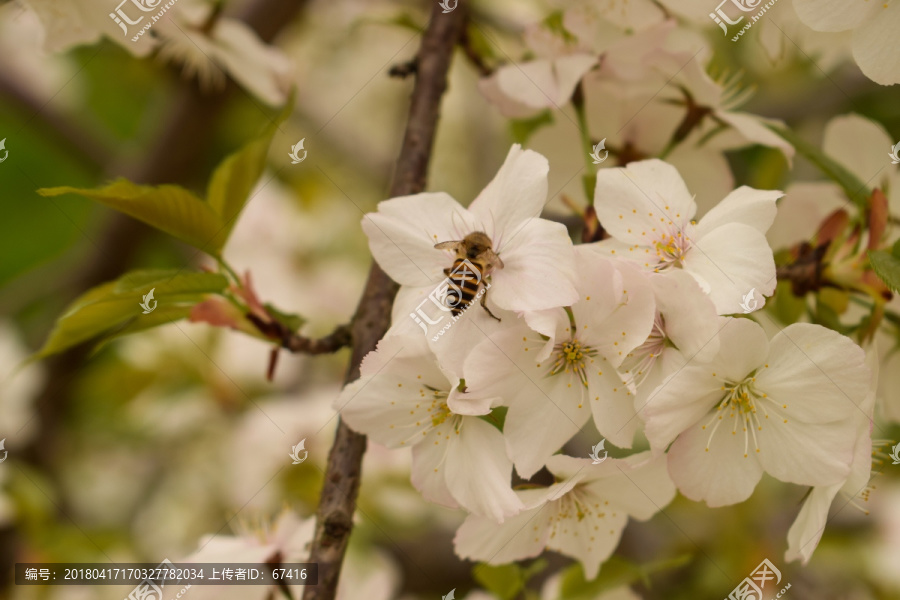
[716, 112, 795, 163]
[684, 223, 776, 315]
[668, 414, 765, 507]
[640, 363, 727, 451]
[363, 193, 475, 287]
[793, 0, 877, 32]
[469, 145, 550, 239]
[695, 186, 782, 238]
[650, 271, 721, 359]
[445, 418, 524, 522]
[579, 452, 676, 520]
[756, 411, 854, 487]
[453, 489, 553, 564]
[478, 75, 544, 119]
[784, 483, 842, 565]
[587, 365, 641, 448]
[410, 426, 458, 509]
[546, 504, 628, 580]
[823, 114, 894, 184]
[505, 374, 590, 478]
[593, 159, 696, 245]
[757, 323, 871, 424]
[552, 54, 599, 102]
[766, 182, 846, 250]
[212, 19, 293, 106]
[851, 5, 900, 86]
[489, 218, 579, 312]
[575, 253, 656, 368]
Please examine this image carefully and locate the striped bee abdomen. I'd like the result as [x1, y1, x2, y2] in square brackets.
[445, 258, 484, 316]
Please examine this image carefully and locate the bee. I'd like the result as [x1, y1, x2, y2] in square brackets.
[434, 231, 504, 321]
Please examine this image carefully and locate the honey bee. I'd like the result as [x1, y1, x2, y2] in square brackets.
[434, 231, 504, 321]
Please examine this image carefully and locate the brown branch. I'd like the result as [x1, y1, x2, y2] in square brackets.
[302, 4, 467, 599]
[283, 325, 352, 354]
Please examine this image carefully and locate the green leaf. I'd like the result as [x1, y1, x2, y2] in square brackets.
[205, 102, 288, 242]
[869, 249, 900, 294]
[771, 280, 805, 325]
[473, 564, 524, 600]
[766, 125, 870, 208]
[263, 303, 306, 333]
[39, 99, 292, 255]
[510, 110, 554, 144]
[557, 554, 692, 600]
[39, 179, 226, 254]
[35, 269, 228, 357]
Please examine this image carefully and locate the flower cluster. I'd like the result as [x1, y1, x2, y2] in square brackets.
[335, 144, 875, 576]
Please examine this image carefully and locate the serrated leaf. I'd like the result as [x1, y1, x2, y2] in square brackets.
[869, 249, 900, 294]
[510, 111, 554, 145]
[39, 180, 226, 254]
[35, 270, 228, 357]
[767, 125, 869, 208]
[206, 98, 290, 241]
[473, 564, 523, 600]
[39, 100, 291, 256]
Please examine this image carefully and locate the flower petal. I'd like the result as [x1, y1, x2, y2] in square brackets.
[715, 112, 795, 163]
[593, 159, 696, 245]
[793, 0, 877, 32]
[823, 114, 894, 184]
[445, 417, 524, 522]
[695, 186, 782, 238]
[363, 193, 475, 287]
[684, 222, 776, 315]
[756, 323, 870, 424]
[784, 483, 842, 565]
[453, 488, 553, 564]
[489, 218, 579, 312]
[667, 414, 765, 507]
[756, 411, 853, 487]
[851, 4, 900, 85]
[411, 426, 458, 509]
[469, 145, 550, 246]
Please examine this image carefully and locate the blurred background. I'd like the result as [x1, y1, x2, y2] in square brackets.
[1, 0, 900, 598]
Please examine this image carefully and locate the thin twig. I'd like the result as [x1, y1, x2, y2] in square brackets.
[302, 4, 467, 599]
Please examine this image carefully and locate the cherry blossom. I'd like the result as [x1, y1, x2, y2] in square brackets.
[793, 0, 900, 85]
[461, 248, 655, 477]
[363, 145, 579, 314]
[785, 350, 879, 564]
[454, 453, 674, 579]
[591, 159, 783, 314]
[641, 318, 872, 507]
[335, 335, 523, 522]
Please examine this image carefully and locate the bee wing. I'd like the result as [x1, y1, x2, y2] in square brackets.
[434, 240, 463, 252]
[485, 249, 504, 270]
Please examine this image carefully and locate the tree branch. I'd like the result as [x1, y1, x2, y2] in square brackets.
[302, 5, 467, 599]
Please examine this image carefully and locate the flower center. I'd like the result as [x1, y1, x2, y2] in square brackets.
[653, 229, 692, 270]
[423, 386, 453, 428]
[622, 314, 666, 388]
[548, 338, 598, 387]
[701, 376, 772, 458]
